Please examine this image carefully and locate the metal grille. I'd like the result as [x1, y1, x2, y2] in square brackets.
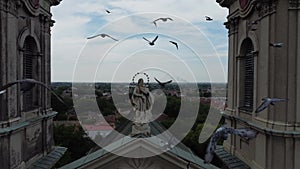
[240, 41, 254, 112]
[243, 52, 254, 109]
[23, 37, 37, 111]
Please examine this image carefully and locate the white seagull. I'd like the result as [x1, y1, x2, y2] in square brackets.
[269, 42, 284, 47]
[255, 97, 288, 113]
[0, 79, 66, 105]
[87, 33, 118, 41]
[204, 126, 257, 164]
[152, 17, 173, 27]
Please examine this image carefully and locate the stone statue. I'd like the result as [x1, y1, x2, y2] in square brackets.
[131, 78, 153, 137]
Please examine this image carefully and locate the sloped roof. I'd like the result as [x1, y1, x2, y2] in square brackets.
[28, 146, 67, 169]
[59, 121, 219, 169]
[214, 146, 251, 169]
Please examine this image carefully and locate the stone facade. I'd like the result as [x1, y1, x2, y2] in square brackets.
[0, 0, 60, 168]
[217, 0, 300, 169]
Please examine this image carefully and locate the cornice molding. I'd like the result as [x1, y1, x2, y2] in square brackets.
[223, 113, 300, 137]
[49, 0, 61, 6]
[217, 0, 235, 8]
[224, 16, 240, 35]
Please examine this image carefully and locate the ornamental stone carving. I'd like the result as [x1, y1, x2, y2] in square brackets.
[239, 0, 256, 18]
[289, 0, 300, 8]
[22, 0, 40, 16]
[255, 0, 278, 17]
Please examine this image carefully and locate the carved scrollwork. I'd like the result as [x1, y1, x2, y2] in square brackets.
[39, 14, 51, 24]
[217, 0, 235, 8]
[26, 126, 41, 143]
[123, 158, 154, 169]
[225, 17, 240, 35]
[22, 0, 40, 16]
[289, 0, 300, 8]
[0, 1, 19, 15]
[239, 0, 257, 18]
[255, 0, 278, 17]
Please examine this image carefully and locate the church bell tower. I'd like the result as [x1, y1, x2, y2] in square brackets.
[217, 0, 300, 168]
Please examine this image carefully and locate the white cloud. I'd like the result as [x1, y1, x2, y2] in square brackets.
[107, 0, 227, 22]
[51, 0, 228, 82]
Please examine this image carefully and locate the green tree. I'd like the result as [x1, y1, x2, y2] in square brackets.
[54, 125, 97, 167]
[163, 96, 180, 118]
[97, 98, 116, 116]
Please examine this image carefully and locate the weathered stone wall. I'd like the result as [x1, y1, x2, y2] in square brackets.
[0, 0, 60, 168]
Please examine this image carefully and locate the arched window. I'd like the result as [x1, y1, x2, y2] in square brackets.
[239, 38, 254, 112]
[23, 36, 39, 111]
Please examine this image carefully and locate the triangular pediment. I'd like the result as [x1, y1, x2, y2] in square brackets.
[60, 137, 218, 169]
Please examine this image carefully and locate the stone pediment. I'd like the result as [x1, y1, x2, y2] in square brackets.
[59, 137, 219, 169]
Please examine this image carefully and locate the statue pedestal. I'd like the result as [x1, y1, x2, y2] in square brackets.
[131, 123, 151, 137]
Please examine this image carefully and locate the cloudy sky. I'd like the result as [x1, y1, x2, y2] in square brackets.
[51, 0, 228, 83]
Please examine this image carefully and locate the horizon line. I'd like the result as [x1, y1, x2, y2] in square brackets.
[51, 81, 227, 84]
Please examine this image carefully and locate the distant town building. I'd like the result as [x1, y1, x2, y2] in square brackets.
[83, 124, 114, 139]
[217, 0, 300, 169]
[0, 0, 65, 169]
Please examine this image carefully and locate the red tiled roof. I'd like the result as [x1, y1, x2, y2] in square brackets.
[105, 115, 116, 123]
[83, 124, 113, 131]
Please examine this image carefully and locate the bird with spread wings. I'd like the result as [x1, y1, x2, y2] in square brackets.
[204, 126, 257, 163]
[269, 42, 284, 48]
[87, 33, 119, 41]
[143, 35, 159, 46]
[169, 41, 178, 50]
[255, 97, 288, 113]
[205, 16, 213, 21]
[154, 77, 172, 87]
[0, 79, 66, 106]
[152, 17, 173, 27]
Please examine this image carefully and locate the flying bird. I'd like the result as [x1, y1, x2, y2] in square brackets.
[204, 126, 257, 164]
[105, 9, 111, 14]
[169, 41, 178, 50]
[143, 36, 158, 46]
[87, 33, 118, 41]
[269, 42, 284, 48]
[255, 97, 288, 113]
[154, 77, 172, 87]
[0, 79, 66, 105]
[205, 16, 213, 21]
[152, 17, 173, 27]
